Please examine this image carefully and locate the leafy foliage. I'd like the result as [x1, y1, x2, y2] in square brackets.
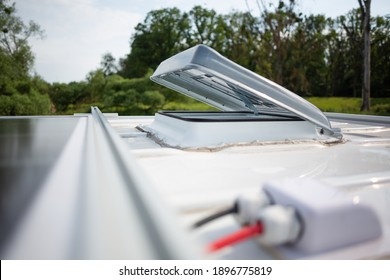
[117, 1, 389, 103]
[0, 0, 50, 115]
[119, 7, 191, 78]
[306, 97, 390, 115]
[1, 1, 389, 116]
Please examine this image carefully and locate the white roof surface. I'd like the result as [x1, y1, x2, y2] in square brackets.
[1, 111, 389, 259]
[109, 113, 390, 259]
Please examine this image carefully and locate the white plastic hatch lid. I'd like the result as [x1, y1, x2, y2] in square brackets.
[151, 45, 342, 139]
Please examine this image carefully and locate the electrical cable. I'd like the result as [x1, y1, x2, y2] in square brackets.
[207, 222, 264, 252]
[192, 204, 237, 229]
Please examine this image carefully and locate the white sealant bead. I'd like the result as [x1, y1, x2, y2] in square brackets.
[235, 191, 271, 225]
[256, 205, 301, 246]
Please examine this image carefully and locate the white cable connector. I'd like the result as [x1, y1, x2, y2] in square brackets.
[234, 191, 270, 225]
[231, 179, 381, 252]
[234, 191, 301, 246]
[256, 205, 301, 246]
[263, 179, 382, 252]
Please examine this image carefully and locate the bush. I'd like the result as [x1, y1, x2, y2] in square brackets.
[0, 92, 51, 116]
[0, 95, 13, 115]
[306, 97, 390, 116]
[372, 103, 390, 116]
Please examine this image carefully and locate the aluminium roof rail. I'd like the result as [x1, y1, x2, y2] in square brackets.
[1, 107, 198, 259]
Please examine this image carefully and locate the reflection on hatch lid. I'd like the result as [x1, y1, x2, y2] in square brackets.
[150, 44, 342, 139]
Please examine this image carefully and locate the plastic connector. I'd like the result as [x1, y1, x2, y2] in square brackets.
[262, 179, 382, 253]
[256, 205, 301, 245]
[234, 191, 270, 225]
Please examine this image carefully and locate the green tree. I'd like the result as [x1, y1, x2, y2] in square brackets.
[326, 13, 366, 98]
[0, 0, 43, 79]
[359, 0, 371, 111]
[223, 11, 260, 71]
[0, 0, 50, 115]
[371, 15, 390, 98]
[338, 9, 365, 97]
[56, 2, 388, 116]
[188, 5, 228, 51]
[119, 8, 191, 78]
[49, 82, 87, 112]
[139, 90, 165, 114]
[85, 69, 106, 101]
[288, 14, 328, 95]
[94, 69, 187, 115]
[100, 52, 117, 77]
[256, 0, 302, 86]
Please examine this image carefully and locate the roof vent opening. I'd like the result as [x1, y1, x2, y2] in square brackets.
[141, 45, 342, 149]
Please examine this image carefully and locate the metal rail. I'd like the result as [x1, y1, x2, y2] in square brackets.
[88, 106, 197, 259]
[1, 108, 198, 259]
[326, 112, 390, 127]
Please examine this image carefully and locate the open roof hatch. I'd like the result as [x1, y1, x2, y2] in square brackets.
[143, 45, 342, 149]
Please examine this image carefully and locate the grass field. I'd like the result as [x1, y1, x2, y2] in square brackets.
[161, 97, 390, 116]
[68, 97, 390, 116]
[305, 97, 390, 116]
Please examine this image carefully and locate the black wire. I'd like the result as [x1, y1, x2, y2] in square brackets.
[192, 203, 238, 229]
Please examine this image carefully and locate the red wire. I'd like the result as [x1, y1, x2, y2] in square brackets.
[207, 222, 264, 252]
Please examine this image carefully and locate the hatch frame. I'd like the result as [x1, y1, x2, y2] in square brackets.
[150, 45, 342, 139]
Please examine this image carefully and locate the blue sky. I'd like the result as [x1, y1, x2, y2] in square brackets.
[14, 0, 390, 83]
